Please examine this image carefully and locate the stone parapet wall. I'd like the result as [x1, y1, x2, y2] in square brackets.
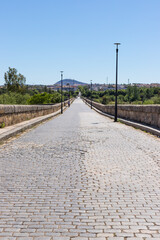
[84, 98, 160, 128]
[0, 99, 73, 127]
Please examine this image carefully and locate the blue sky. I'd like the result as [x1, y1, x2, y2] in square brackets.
[0, 0, 160, 85]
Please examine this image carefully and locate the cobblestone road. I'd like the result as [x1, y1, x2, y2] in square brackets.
[0, 98, 160, 240]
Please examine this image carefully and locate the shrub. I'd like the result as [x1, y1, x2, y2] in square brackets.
[27, 92, 61, 104]
[0, 122, 5, 128]
[0, 92, 30, 104]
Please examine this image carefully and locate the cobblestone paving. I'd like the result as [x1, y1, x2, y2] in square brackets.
[0, 98, 160, 240]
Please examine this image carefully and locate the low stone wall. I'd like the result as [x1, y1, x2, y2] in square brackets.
[0, 99, 73, 127]
[84, 98, 160, 128]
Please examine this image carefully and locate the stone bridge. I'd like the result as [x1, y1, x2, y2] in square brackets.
[0, 98, 160, 240]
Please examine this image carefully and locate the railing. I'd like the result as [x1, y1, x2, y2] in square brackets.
[83, 98, 160, 129]
[0, 99, 74, 127]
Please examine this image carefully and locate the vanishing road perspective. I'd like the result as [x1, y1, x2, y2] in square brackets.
[0, 98, 160, 240]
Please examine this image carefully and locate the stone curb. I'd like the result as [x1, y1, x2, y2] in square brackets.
[83, 99, 160, 137]
[0, 106, 67, 143]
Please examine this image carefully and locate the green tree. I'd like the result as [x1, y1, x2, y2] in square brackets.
[4, 67, 26, 92]
[146, 88, 154, 99]
[132, 85, 140, 101]
[78, 85, 90, 97]
[126, 85, 133, 103]
[139, 88, 146, 103]
[43, 85, 48, 92]
[102, 95, 113, 104]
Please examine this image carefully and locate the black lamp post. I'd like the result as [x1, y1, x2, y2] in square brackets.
[69, 84, 70, 104]
[114, 43, 121, 122]
[91, 80, 93, 109]
[67, 83, 70, 107]
[60, 71, 63, 114]
[73, 79, 74, 92]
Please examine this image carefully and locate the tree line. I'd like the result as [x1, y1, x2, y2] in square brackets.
[0, 68, 78, 104]
[79, 85, 160, 104]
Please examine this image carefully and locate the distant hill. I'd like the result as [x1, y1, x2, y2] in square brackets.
[55, 79, 87, 86]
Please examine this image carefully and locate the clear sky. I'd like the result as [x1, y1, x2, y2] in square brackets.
[0, 0, 160, 85]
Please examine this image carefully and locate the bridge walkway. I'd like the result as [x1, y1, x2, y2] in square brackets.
[0, 98, 160, 239]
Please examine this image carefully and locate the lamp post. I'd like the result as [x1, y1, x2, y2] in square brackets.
[60, 71, 63, 114]
[91, 80, 93, 109]
[67, 83, 70, 107]
[69, 83, 70, 104]
[73, 79, 74, 92]
[114, 43, 121, 122]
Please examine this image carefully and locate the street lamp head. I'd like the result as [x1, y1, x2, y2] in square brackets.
[114, 43, 121, 50]
[60, 71, 63, 74]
